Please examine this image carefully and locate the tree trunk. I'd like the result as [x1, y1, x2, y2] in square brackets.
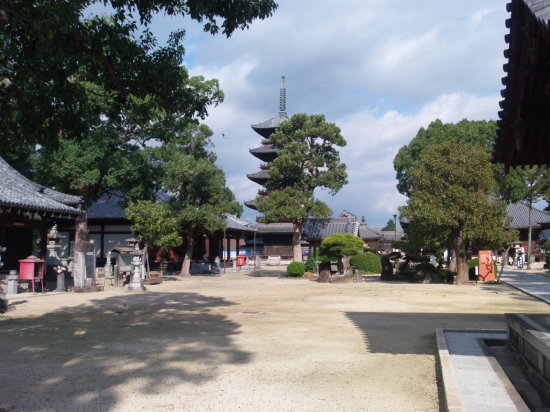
[145, 242, 151, 278]
[527, 199, 533, 270]
[449, 248, 457, 273]
[453, 230, 469, 285]
[180, 229, 194, 277]
[292, 221, 302, 263]
[75, 212, 89, 244]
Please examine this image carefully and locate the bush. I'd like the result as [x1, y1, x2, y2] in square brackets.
[287, 261, 306, 277]
[350, 252, 382, 274]
[305, 253, 317, 273]
[413, 262, 437, 272]
[438, 269, 455, 284]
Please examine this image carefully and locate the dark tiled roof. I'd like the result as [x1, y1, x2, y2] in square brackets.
[249, 146, 279, 162]
[0, 156, 82, 217]
[87, 191, 128, 219]
[244, 198, 258, 210]
[302, 218, 355, 240]
[247, 170, 269, 184]
[359, 224, 382, 240]
[525, 0, 550, 31]
[224, 213, 256, 233]
[257, 222, 294, 234]
[251, 113, 289, 139]
[506, 202, 550, 228]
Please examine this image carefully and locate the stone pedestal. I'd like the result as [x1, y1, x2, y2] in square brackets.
[55, 273, 65, 292]
[7, 271, 19, 295]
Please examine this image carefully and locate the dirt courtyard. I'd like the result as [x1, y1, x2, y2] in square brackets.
[1, 272, 549, 412]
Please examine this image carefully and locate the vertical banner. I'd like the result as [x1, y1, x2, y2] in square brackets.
[479, 250, 495, 282]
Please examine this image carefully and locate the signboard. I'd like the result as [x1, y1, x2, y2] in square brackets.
[85, 252, 94, 278]
[479, 251, 495, 282]
[118, 254, 133, 272]
[517, 255, 524, 269]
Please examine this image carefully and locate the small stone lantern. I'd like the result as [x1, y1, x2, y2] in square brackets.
[128, 243, 146, 292]
[47, 224, 65, 261]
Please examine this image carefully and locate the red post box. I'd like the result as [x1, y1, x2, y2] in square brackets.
[237, 253, 247, 268]
[19, 255, 45, 294]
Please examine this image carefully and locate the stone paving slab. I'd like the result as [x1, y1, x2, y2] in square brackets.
[500, 268, 550, 304]
[437, 329, 530, 412]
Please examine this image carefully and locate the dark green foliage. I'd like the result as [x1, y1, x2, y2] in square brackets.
[317, 233, 364, 262]
[399, 139, 517, 285]
[350, 252, 382, 274]
[305, 252, 317, 273]
[438, 269, 455, 284]
[286, 261, 306, 277]
[393, 119, 527, 203]
[256, 113, 348, 261]
[467, 258, 479, 269]
[413, 262, 437, 272]
[382, 219, 396, 232]
[0, 1, 277, 152]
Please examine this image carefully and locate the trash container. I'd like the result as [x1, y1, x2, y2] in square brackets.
[7, 270, 19, 295]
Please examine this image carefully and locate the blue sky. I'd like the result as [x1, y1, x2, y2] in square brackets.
[88, 1, 512, 226]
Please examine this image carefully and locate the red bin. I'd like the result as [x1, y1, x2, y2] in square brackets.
[237, 253, 247, 267]
[19, 255, 45, 294]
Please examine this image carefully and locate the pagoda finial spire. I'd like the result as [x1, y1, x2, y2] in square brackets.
[279, 73, 286, 114]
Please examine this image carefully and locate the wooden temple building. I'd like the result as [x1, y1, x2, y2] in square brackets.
[0, 155, 82, 273]
[492, 0, 550, 169]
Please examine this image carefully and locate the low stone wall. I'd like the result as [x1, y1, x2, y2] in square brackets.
[506, 313, 550, 402]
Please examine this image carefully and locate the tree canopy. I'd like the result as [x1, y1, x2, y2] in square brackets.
[394, 119, 527, 202]
[381, 219, 396, 232]
[0, 0, 277, 152]
[317, 233, 365, 262]
[399, 139, 516, 284]
[256, 113, 348, 262]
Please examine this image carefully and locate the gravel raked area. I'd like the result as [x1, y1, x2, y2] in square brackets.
[1, 272, 548, 412]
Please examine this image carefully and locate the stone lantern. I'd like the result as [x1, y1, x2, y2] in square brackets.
[128, 243, 146, 292]
[47, 224, 65, 263]
[125, 238, 139, 248]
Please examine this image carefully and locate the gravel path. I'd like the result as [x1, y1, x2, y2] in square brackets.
[0, 274, 548, 411]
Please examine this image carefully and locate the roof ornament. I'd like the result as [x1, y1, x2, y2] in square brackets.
[279, 73, 286, 114]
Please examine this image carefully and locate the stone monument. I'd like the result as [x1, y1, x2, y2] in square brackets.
[73, 241, 96, 287]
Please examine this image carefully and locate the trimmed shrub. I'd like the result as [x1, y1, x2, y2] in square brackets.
[305, 252, 317, 273]
[438, 269, 455, 284]
[350, 252, 382, 274]
[287, 261, 306, 277]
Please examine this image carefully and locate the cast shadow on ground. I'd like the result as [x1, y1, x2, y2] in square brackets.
[345, 312, 507, 356]
[0, 291, 249, 412]
[246, 270, 286, 278]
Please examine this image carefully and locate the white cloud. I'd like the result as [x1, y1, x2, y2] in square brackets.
[135, 0, 511, 225]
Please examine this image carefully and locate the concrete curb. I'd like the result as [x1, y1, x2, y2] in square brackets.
[436, 328, 513, 412]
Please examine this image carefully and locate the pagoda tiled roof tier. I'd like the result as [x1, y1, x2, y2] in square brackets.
[246, 170, 269, 185]
[249, 145, 279, 162]
[0, 155, 82, 217]
[251, 112, 288, 139]
[224, 213, 257, 233]
[244, 198, 258, 210]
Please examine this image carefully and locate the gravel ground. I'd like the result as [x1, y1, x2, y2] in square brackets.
[1, 272, 548, 412]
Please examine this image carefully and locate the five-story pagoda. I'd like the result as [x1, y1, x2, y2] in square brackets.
[245, 75, 289, 210]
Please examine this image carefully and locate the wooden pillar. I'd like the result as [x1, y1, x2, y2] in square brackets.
[40, 223, 48, 260]
[236, 233, 240, 256]
[226, 236, 231, 260]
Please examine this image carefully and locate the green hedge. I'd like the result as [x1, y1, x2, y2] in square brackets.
[287, 261, 306, 277]
[350, 252, 382, 274]
[305, 253, 317, 273]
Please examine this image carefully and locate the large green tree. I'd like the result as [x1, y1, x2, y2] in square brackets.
[394, 119, 527, 202]
[126, 200, 184, 276]
[0, 0, 277, 152]
[400, 140, 516, 285]
[256, 113, 348, 262]
[159, 145, 242, 276]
